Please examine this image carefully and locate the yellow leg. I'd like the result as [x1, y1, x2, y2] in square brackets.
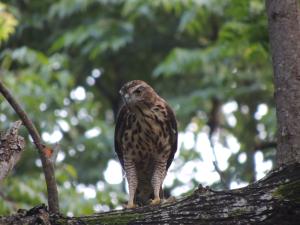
[124, 161, 138, 209]
[150, 162, 166, 206]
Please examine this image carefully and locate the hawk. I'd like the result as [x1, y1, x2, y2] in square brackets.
[114, 80, 178, 208]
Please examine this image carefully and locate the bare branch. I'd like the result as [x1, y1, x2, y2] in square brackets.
[0, 79, 59, 213]
[255, 141, 277, 151]
[208, 137, 230, 189]
[207, 97, 230, 189]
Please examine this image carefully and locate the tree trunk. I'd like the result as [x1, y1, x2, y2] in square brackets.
[1, 163, 299, 225]
[266, 0, 300, 166]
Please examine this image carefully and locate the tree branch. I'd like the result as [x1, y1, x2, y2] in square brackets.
[1, 163, 299, 225]
[0, 79, 59, 213]
[207, 97, 230, 189]
[255, 141, 277, 151]
[0, 191, 18, 211]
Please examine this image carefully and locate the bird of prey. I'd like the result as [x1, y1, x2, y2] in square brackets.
[114, 80, 178, 208]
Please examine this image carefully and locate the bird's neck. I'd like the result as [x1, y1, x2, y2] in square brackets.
[132, 102, 153, 118]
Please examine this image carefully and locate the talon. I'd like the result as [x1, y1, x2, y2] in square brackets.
[125, 203, 137, 209]
[150, 198, 161, 205]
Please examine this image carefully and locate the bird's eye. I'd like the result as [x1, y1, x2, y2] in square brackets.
[134, 87, 143, 94]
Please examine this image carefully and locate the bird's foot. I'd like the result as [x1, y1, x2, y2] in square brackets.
[150, 198, 161, 205]
[125, 203, 137, 209]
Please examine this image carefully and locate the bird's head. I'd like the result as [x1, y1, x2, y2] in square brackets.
[119, 80, 157, 108]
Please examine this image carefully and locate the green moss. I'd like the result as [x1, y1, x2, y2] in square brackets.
[83, 213, 143, 225]
[273, 181, 300, 203]
[230, 208, 248, 217]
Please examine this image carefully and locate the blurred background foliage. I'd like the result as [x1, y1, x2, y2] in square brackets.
[0, 0, 275, 216]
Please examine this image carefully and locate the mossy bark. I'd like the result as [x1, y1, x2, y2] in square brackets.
[1, 163, 299, 225]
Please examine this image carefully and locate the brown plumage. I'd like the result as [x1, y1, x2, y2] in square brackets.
[114, 80, 178, 208]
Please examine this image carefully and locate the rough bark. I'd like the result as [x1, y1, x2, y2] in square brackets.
[266, 0, 300, 166]
[1, 163, 299, 225]
[0, 121, 25, 181]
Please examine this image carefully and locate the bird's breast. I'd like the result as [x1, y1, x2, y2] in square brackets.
[121, 110, 171, 169]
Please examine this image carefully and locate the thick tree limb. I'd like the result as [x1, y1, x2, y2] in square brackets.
[1, 163, 299, 225]
[0, 80, 59, 213]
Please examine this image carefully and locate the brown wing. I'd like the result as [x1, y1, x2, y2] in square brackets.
[114, 104, 129, 170]
[165, 104, 178, 170]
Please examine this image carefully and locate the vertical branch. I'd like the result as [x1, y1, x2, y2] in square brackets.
[209, 138, 229, 189]
[207, 98, 230, 189]
[0, 80, 59, 213]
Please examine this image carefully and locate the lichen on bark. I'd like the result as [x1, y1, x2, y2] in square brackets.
[1, 163, 299, 225]
[273, 181, 300, 203]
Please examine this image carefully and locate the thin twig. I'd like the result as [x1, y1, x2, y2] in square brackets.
[0, 79, 59, 213]
[0, 190, 18, 210]
[207, 97, 230, 189]
[255, 141, 277, 151]
[208, 134, 230, 189]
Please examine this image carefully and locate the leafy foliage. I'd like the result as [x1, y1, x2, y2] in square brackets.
[0, 0, 275, 215]
[0, 3, 18, 45]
